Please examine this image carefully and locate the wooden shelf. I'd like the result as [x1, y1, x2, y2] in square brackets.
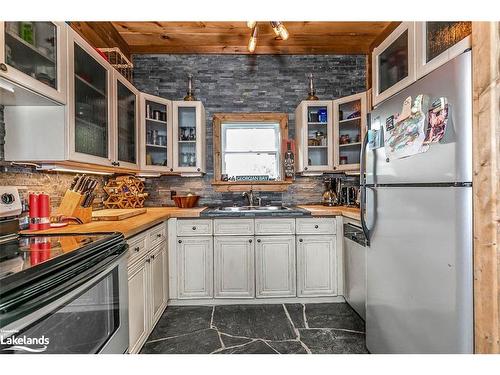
[145, 117, 167, 124]
[146, 143, 167, 149]
[75, 74, 106, 97]
[75, 115, 107, 132]
[308, 145, 328, 149]
[308, 122, 328, 125]
[178, 140, 196, 143]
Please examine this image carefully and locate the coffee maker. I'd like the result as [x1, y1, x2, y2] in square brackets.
[322, 177, 341, 206]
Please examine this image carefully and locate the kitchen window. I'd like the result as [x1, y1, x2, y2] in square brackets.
[221, 122, 281, 180]
[212, 113, 290, 192]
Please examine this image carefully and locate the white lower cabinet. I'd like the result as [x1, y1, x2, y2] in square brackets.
[297, 234, 337, 297]
[177, 236, 213, 299]
[127, 224, 168, 354]
[214, 236, 255, 298]
[255, 236, 296, 298]
[127, 256, 149, 354]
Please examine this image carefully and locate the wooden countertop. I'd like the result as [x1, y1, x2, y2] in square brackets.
[297, 205, 361, 221]
[20, 207, 207, 239]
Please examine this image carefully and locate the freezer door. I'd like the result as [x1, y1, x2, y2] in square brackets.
[366, 50, 472, 185]
[366, 186, 473, 353]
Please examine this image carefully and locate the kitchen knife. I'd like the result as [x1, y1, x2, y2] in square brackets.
[70, 175, 79, 191]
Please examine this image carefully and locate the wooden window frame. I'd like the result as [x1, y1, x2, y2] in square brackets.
[212, 113, 291, 192]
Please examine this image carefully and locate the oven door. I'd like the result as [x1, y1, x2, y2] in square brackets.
[1, 254, 129, 354]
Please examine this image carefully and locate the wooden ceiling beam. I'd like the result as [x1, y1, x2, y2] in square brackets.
[70, 21, 131, 60]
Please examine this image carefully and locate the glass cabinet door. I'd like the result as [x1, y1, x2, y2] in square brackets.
[73, 43, 109, 160]
[116, 80, 137, 165]
[424, 22, 471, 63]
[144, 99, 169, 169]
[176, 106, 198, 169]
[4, 22, 57, 89]
[305, 104, 331, 170]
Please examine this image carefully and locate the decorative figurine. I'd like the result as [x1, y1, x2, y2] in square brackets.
[184, 73, 196, 101]
[306, 73, 319, 100]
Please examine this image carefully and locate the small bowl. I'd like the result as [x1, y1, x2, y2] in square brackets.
[172, 195, 200, 208]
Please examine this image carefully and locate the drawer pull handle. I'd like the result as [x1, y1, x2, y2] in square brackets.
[299, 238, 303, 242]
[151, 255, 155, 260]
[257, 239, 261, 243]
[134, 246, 140, 252]
[248, 239, 253, 243]
[192, 226, 197, 230]
[178, 240, 182, 244]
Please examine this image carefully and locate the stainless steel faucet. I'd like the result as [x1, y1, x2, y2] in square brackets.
[242, 189, 261, 207]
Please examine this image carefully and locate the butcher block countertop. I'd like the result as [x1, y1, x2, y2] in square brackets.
[20, 207, 207, 239]
[298, 205, 361, 221]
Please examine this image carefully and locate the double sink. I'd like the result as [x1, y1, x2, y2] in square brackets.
[215, 205, 292, 212]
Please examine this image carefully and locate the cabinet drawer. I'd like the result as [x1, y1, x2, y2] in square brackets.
[296, 218, 336, 235]
[149, 223, 167, 248]
[177, 219, 213, 236]
[255, 218, 295, 235]
[127, 233, 148, 265]
[214, 219, 254, 235]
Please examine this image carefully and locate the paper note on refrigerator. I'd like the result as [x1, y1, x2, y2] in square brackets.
[384, 94, 428, 160]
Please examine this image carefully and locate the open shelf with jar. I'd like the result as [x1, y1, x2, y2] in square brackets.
[333, 92, 367, 172]
[295, 100, 333, 173]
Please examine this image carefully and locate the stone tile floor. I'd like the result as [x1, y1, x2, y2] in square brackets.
[140, 303, 368, 354]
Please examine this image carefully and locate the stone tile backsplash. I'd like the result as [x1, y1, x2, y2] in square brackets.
[0, 54, 365, 208]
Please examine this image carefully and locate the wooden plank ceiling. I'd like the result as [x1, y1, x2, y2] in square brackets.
[73, 21, 399, 56]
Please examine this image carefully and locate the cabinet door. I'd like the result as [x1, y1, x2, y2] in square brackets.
[177, 236, 213, 299]
[296, 100, 333, 173]
[0, 21, 67, 104]
[128, 259, 150, 354]
[68, 30, 112, 165]
[114, 73, 138, 169]
[140, 93, 172, 172]
[255, 236, 296, 298]
[172, 101, 205, 173]
[297, 235, 337, 297]
[415, 22, 471, 79]
[333, 92, 367, 172]
[214, 236, 255, 298]
[150, 242, 167, 324]
[372, 22, 416, 106]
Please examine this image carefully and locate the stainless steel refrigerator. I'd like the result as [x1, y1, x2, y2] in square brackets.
[361, 50, 473, 353]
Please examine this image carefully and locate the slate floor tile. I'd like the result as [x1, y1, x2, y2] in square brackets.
[147, 306, 213, 341]
[213, 304, 296, 341]
[284, 303, 306, 328]
[141, 329, 221, 354]
[299, 329, 368, 354]
[267, 340, 308, 354]
[305, 303, 365, 332]
[215, 340, 277, 354]
[220, 334, 253, 348]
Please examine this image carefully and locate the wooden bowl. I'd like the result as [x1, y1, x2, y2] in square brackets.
[172, 195, 200, 208]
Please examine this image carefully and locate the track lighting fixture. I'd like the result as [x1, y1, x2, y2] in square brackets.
[247, 21, 256, 29]
[246, 21, 289, 53]
[248, 25, 258, 53]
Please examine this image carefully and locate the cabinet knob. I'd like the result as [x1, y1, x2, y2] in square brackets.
[151, 254, 156, 260]
[299, 238, 303, 242]
[0, 63, 7, 72]
[333, 166, 337, 170]
[197, 168, 201, 172]
[170, 168, 174, 172]
[304, 167, 308, 171]
[178, 239, 182, 243]
[257, 239, 261, 243]
[248, 239, 253, 243]
[192, 226, 197, 230]
[314, 225, 319, 229]
[134, 246, 140, 252]
[146, 258, 151, 263]
[157, 233, 162, 238]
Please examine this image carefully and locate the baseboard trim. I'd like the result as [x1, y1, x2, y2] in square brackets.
[168, 295, 346, 306]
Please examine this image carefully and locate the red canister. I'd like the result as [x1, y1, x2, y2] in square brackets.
[29, 193, 39, 230]
[38, 193, 50, 230]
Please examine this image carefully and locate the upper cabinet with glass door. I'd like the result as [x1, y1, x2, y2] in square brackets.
[68, 30, 113, 166]
[333, 92, 367, 172]
[295, 100, 333, 173]
[113, 71, 139, 169]
[0, 21, 67, 104]
[139, 93, 172, 173]
[415, 22, 471, 79]
[372, 22, 416, 106]
[172, 101, 206, 174]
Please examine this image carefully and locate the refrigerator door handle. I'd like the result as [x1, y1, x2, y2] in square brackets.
[360, 131, 370, 246]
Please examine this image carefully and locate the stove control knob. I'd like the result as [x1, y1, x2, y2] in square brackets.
[1, 193, 15, 204]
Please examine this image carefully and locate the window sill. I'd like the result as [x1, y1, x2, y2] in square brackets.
[211, 180, 293, 192]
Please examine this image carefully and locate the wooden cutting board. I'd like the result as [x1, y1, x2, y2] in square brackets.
[92, 208, 147, 221]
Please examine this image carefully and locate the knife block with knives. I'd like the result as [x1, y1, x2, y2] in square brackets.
[55, 175, 98, 224]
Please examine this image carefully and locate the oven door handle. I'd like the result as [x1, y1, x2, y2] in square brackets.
[0, 244, 127, 329]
